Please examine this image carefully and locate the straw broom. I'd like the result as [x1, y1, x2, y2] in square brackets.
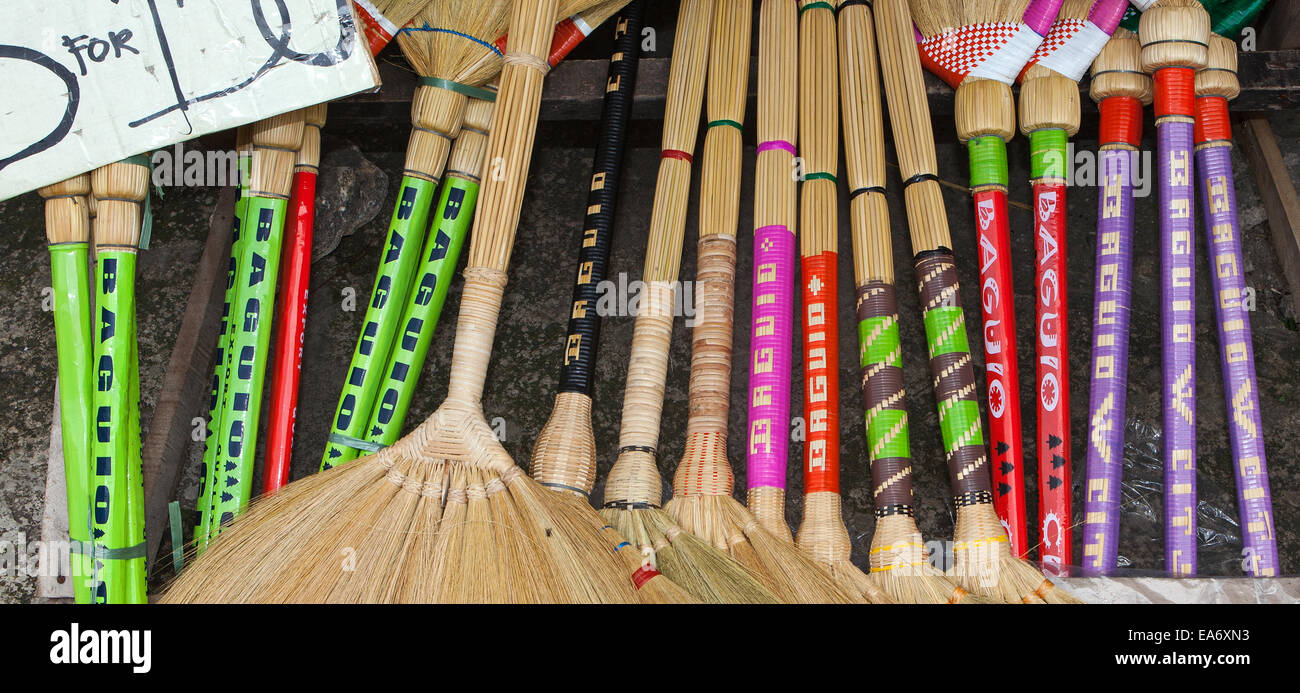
[163, 0, 690, 604]
[264, 105, 328, 493]
[87, 157, 151, 603]
[876, 0, 1079, 603]
[597, 0, 780, 605]
[40, 175, 95, 602]
[494, 0, 634, 67]
[1138, 0, 1209, 577]
[1080, 29, 1152, 575]
[837, 0, 980, 604]
[195, 129, 252, 547]
[1193, 34, 1279, 576]
[745, 0, 798, 541]
[911, 0, 1066, 558]
[782, 0, 881, 603]
[657, 0, 857, 605]
[532, 1, 644, 498]
[1017, 0, 1128, 574]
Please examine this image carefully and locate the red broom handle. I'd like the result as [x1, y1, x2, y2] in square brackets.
[1033, 175, 1071, 572]
[801, 252, 840, 495]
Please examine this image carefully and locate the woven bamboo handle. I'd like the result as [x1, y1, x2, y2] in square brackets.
[684, 236, 736, 437]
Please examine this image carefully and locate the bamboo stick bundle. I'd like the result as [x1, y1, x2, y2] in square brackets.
[1016, 0, 1128, 574]
[744, 0, 799, 542]
[264, 105, 328, 494]
[195, 129, 252, 547]
[1193, 34, 1278, 576]
[163, 0, 690, 604]
[40, 175, 95, 602]
[657, 0, 857, 605]
[910, 0, 1065, 557]
[838, 0, 981, 604]
[494, 0, 634, 67]
[787, 0, 885, 603]
[1138, 0, 1209, 577]
[532, 2, 643, 497]
[597, 0, 777, 605]
[876, 0, 1079, 603]
[87, 157, 151, 603]
[1081, 29, 1151, 575]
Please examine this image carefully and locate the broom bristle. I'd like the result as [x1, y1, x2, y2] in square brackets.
[398, 0, 510, 83]
[370, 0, 436, 30]
[953, 503, 1083, 603]
[910, 0, 1031, 36]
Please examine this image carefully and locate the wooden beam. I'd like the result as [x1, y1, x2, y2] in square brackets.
[1239, 117, 1300, 320]
[141, 186, 236, 570]
[37, 382, 74, 601]
[1259, 0, 1300, 50]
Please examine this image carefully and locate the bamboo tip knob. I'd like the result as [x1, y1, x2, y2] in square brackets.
[296, 124, 323, 170]
[1139, 0, 1210, 73]
[251, 110, 308, 151]
[462, 94, 496, 132]
[91, 161, 151, 201]
[1091, 30, 1154, 104]
[39, 174, 91, 198]
[413, 84, 469, 137]
[1019, 70, 1081, 136]
[1196, 34, 1240, 100]
[304, 104, 329, 128]
[955, 79, 1015, 142]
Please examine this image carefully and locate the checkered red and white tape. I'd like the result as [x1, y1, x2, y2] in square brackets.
[918, 21, 1047, 88]
[1024, 17, 1112, 82]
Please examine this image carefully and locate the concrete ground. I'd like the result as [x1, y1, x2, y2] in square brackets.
[2, 83, 1298, 603]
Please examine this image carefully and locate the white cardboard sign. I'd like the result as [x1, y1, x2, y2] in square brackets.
[0, 0, 380, 201]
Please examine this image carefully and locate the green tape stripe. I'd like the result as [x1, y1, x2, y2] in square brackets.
[208, 196, 288, 536]
[421, 76, 497, 102]
[967, 135, 1009, 188]
[322, 176, 436, 469]
[90, 250, 146, 603]
[196, 155, 249, 550]
[866, 409, 911, 460]
[1030, 128, 1069, 180]
[924, 306, 970, 358]
[49, 245, 95, 603]
[938, 400, 984, 454]
[859, 316, 901, 368]
[365, 177, 477, 446]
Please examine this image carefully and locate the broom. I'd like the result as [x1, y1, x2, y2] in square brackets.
[744, 0, 799, 542]
[911, 0, 1066, 558]
[1138, 0, 1209, 577]
[838, 0, 982, 604]
[162, 0, 690, 604]
[659, 0, 859, 605]
[789, 0, 887, 603]
[264, 105, 328, 494]
[877, 0, 1078, 603]
[1080, 28, 1151, 575]
[1193, 34, 1279, 576]
[88, 157, 152, 603]
[597, 0, 778, 605]
[494, 0, 634, 67]
[194, 129, 252, 547]
[40, 175, 95, 602]
[1017, 0, 1128, 574]
[201, 112, 308, 540]
[532, 1, 643, 498]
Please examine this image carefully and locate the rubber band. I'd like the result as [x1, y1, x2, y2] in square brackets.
[327, 432, 388, 453]
[1143, 38, 1209, 49]
[836, 0, 872, 12]
[614, 541, 631, 551]
[538, 481, 591, 498]
[444, 168, 482, 183]
[420, 76, 498, 102]
[48, 240, 89, 247]
[96, 243, 141, 251]
[399, 24, 503, 56]
[252, 144, 299, 154]
[902, 172, 938, 189]
[799, 1, 834, 15]
[757, 140, 796, 155]
[706, 119, 743, 131]
[661, 149, 693, 163]
[802, 171, 837, 184]
[1090, 69, 1147, 79]
[601, 500, 661, 510]
[850, 185, 886, 199]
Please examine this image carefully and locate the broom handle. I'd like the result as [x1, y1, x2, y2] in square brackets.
[41, 176, 95, 602]
[553, 3, 644, 398]
[966, 134, 1027, 557]
[363, 96, 494, 446]
[195, 136, 250, 547]
[1152, 65, 1198, 576]
[263, 109, 326, 494]
[1082, 96, 1142, 575]
[443, 0, 558, 407]
[1194, 90, 1278, 577]
[604, 0, 712, 508]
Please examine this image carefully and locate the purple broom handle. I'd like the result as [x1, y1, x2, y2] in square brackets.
[1196, 143, 1279, 576]
[746, 223, 796, 490]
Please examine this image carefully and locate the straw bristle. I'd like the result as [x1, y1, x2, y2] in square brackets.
[370, 0, 436, 29]
[250, 110, 307, 199]
[867, 515, 993, 603]
[952, 503, 1083, 603]
[909, 0, 1032, 36]
[1138, 0, 1209, 73]
[1195, 34, 1239, 100]
[399, 0, 510, 83]
[40, 175, 92, 245]
[91, 161, 150, 248]
[797, 491, 892, 602]
[1090, 28, 1154, 104]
